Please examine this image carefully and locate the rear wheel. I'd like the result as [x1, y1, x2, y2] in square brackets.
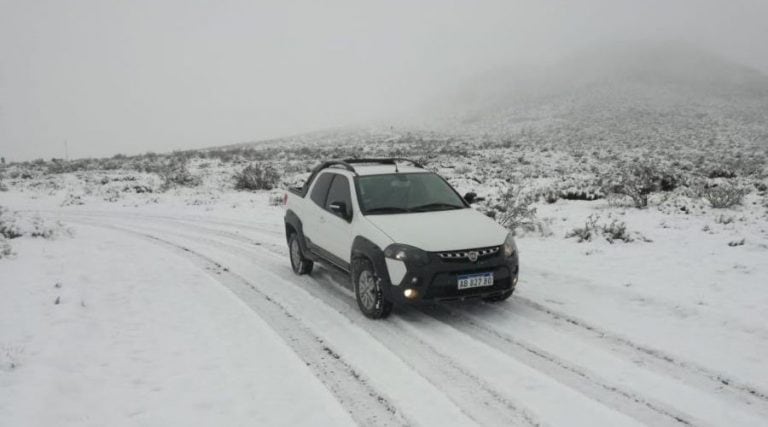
[352, 258, 392, 319]
[289, 233, 313, 275]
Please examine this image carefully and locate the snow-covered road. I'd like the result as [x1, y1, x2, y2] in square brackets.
[3, 201, 768, 426]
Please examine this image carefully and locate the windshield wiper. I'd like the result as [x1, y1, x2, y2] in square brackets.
[409, 202, 464, 212]
[365, 206, 410, 214]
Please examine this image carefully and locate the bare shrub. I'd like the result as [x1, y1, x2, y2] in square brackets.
[234, 163, 280, 191]
[707, 167, 737, 179]
[158, 158, 201, 190]
[543, 191, 559, 204]
[565, 214, 600, 242]
[601, 161, 677, 208]
[0, 206, 70, 240]
[601, 219, 633, 243]
[728, 238, 745, 247]
[0, 237, 13, 259]
[699, 183, 748, 208]
[714, 214, 735, 225]
[61, 193, 85, 207]
[559, 189, 603, 201]
[497, 187, 538, 235]
[0, 345, 23, 370]
[0, 207, 22, 239]
[269, 193, 284, 206]
[566, 214, 637, 244]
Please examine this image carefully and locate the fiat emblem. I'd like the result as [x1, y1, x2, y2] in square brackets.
[468, 251, 479, 262]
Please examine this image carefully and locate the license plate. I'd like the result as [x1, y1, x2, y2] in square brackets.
[457, 272, 494, 290]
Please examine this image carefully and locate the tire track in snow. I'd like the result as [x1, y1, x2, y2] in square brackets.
[295, 269, 541, 427]
[424, 305, 696, 426]
[66, 220, 409, 427]
[58, 211, 768, 425]
[111, 210, 768, 409]
[40, 209, 283, 238]
[509, 296, 768, 405]
[70, 215, 657, 426]
[72, 216, 539, 426]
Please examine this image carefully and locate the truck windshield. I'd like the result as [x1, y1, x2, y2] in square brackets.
[356, 173, 467, 215]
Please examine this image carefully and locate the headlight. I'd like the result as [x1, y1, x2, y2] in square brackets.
[384, 244, 430, 266]
[503, 233, 518, 258]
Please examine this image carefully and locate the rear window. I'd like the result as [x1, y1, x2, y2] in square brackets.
[325, 175, 351, 209]
[309, 173, 335, 206]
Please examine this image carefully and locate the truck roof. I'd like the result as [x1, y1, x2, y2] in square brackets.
[341, 164, 429, 176]
[293, 158, 429, 197]
[314, 158, 427, 178]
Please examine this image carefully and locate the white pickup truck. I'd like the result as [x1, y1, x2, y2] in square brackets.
[284, 158, 519, 319]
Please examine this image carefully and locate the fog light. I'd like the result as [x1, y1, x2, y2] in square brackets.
[404, 288, 419, 299]
[512, 275, 519, 286]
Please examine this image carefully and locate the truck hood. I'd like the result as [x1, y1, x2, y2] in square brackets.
[365, 208, 508, 251]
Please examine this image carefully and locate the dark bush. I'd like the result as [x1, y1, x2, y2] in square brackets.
[565, 214, 600, 242]
[601, 161, 675, 208]
[497, 187, 537, 235]
[543, 191, 559, 204]
[234, 164, 280, 191]
[707, 167, 737, 179]
[559, 190, 603, 201]
[158, 159, 201, 189]
[0, 207, 22, 239]
[566, 215, 634, 244]
[700, 183, 748, 208]
[601, 219, 633, 243]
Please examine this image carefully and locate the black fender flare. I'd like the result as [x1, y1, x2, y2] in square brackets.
[351, 236, 392, 291]
[284, 209, 311, 256]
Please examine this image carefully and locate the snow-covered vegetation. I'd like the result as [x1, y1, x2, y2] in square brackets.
[0, 206, 70, 258]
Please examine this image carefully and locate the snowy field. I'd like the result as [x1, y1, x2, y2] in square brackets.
[1, 141, 768, 426]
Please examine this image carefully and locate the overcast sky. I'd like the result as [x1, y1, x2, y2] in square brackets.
[1, 0, 767, 161]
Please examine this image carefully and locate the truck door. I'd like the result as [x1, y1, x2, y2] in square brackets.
[320, 174, 355, 265]
[303, 171, 334, 250]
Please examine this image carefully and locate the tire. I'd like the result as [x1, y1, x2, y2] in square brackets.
[352, 258, 393, 319]
[482, 288, 514, 303]
[289, 233, 313, 275]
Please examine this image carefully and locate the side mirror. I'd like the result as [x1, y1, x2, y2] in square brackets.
[328, 201, 351, 220]
[464, 192, 477, 204]
[464, 192, 485, 204]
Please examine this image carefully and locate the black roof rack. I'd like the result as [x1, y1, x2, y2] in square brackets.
[343, 158, 424, 168]
[297, 158, 423, 196]
[319, 160, 356, 173]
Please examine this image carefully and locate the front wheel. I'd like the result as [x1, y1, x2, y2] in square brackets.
[289, 233, 313, 275]
[352, 258, 393, 319]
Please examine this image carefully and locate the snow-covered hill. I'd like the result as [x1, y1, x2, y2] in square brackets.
[416, 43, 768, 140]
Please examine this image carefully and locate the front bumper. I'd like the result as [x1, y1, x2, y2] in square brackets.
[380, 248, 519, 304]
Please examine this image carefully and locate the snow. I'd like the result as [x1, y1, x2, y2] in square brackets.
[1, 159, 768, 426]
[0, 224, 354, 426]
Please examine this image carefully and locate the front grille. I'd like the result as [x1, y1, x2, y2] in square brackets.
[437, 246, 500, 262]
[423, 271, 512, 300]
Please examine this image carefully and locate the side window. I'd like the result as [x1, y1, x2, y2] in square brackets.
[325, 175, 352, 216]
[309, 172, 334, 207]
